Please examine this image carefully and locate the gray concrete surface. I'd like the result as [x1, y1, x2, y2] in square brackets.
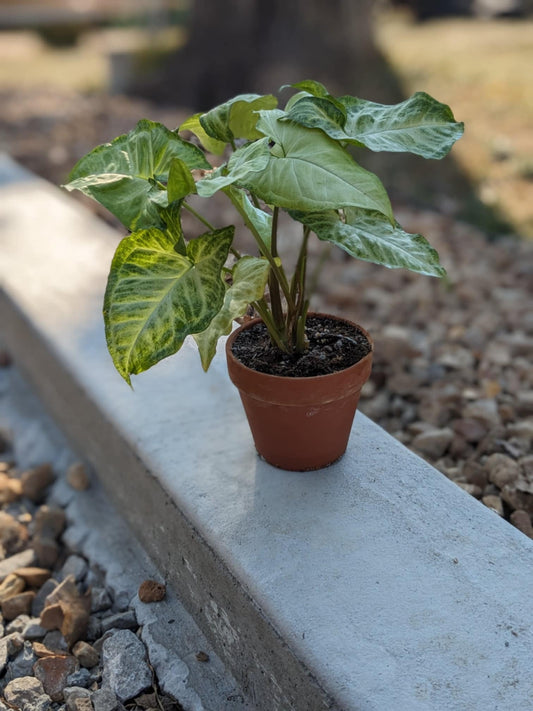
[0, 360, 252, 711]
[1, 154, 533, 710]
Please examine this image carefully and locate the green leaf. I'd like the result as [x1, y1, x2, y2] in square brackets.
[284, 79, 330, 98]
[104, 225, 234, 383]
[242, 111, 393, 218]
[229, 94, 278, 140]
[341, 93, 463, 158]
[158, 201, 187, 255]
[196, 138, 271, 197]
[224, 185, 273, 248]
[199, 94, 278, 143]
[193, 257, 270, 371]
[283, 80, 347, 119]
[286, 92, 464, 158]
[179, 113, 227, 155]
[282, 97, 353, 143]
[168, 158, 197, 202]
[291, 207, 446, 277]
[65, 120, 210, 231]
[283, 91, 311, 112]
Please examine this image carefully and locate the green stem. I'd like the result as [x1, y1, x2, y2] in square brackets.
[223, 188, 295, 310]
[252, 300, 289, 353]
[268, 207, 284, 331]
[183, 201, 216, 231]
[290, 226, 310, 302]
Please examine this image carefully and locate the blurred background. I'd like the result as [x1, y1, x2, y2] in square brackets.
[1, 1, 532, 523]
[0, 0, 532, 237]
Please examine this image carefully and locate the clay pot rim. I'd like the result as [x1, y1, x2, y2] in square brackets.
[226, 312, 374, 384]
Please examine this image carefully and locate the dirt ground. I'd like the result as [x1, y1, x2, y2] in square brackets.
[375, 8, 533, 238]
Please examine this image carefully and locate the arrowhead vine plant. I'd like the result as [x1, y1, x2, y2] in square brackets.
[64, 80, 463, 384]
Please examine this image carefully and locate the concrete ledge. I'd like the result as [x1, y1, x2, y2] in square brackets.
[1, 155, 533, 710]
[0, 365, 253, 710]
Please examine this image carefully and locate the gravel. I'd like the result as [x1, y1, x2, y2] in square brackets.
[312, 209, 533, 533]
[0, 437, 184, 710]
[1, 86, 532, 536]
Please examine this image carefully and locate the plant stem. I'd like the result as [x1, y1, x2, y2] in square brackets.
[268, 207, 285, 333]
[223, 188, 295, 310]
[183, 201, 216, 231]
[287, 226, 311, 352]
[252, 299, 289, 353]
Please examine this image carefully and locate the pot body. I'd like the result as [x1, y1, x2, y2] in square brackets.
[225, 314, 373, 471]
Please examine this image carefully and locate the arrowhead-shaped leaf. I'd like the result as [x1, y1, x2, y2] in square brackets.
[291, 208, 446, 277]
[104, 225, 234, 383]
[240, 111, 393, 218]
[339, 92, 464, 158]
[65, 120, 210, 230]
[199, 94, 278, 143]
[193, 257, 270, 371]
[286, 92, 464, 159]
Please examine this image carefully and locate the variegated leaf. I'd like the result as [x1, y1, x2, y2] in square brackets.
[291, 208, 446, 277]
[241, 111, 393, 218]
[193, 257, 270, 371]
[104, 226, 234, 383]
[285, 92, 464, 159]
[199, 93, 278, 143]
[65, 120, 209, 230]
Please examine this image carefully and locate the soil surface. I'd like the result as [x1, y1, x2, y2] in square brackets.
[231, 317, 372, 377]
[0, 86, 532, 539]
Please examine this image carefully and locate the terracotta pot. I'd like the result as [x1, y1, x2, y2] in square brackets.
[225, 314, 373, 471]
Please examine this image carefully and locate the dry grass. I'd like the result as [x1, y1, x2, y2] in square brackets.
[375, 8, 533, 237]
[0, 27, 183, 92]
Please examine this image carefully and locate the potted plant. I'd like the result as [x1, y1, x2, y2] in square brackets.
[64, 80, 463, 470]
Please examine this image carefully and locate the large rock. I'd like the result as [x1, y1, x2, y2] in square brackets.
[101, 629, 152, 702]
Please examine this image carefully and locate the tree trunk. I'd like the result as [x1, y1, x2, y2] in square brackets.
[137, 0, 401, 109]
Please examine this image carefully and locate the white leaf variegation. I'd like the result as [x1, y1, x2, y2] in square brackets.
[193, 257, 270, 371]
[104, 226, 234, 384]
[64, 81, 462, 379]
[290, 208, 446, 277]
[285, 92, 464, 159]
[244, 111, 393, 218]
[65, 120, 209, 231]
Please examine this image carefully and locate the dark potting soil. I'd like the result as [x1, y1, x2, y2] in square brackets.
[231, 316, 372, 377]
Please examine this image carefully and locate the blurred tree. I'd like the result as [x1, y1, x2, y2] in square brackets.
[131, 0, 509, 234]
[138, 0, 401, 109]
